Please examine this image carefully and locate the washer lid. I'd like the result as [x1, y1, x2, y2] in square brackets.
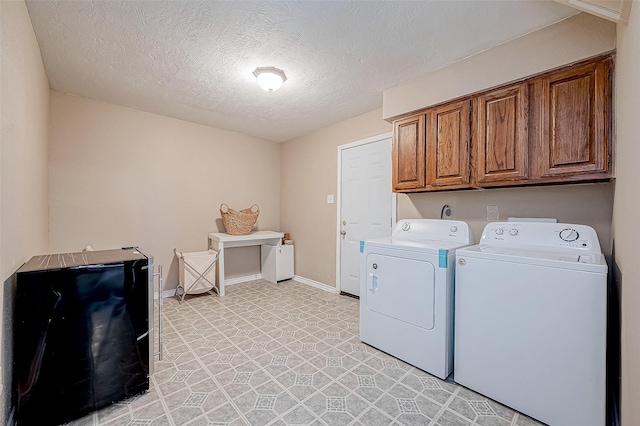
[456, 245, 607, 273]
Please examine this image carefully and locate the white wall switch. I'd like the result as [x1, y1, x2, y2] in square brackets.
[327, 194, 334, 204]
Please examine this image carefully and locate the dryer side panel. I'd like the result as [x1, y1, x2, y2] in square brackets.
[365, 253, 435, 330]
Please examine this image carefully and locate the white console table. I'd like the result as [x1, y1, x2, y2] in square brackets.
[208, 231, 284, 296]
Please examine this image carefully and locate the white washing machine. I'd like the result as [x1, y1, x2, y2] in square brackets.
[360, 219, 473, 379]
[454, 222, 608, 426]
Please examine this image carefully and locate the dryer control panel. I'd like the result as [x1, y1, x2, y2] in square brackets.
[480, 222, 602, 254]
[393, 219, 473, 244]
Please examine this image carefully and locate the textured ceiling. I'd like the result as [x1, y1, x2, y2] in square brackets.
[25, 1, 577, 142]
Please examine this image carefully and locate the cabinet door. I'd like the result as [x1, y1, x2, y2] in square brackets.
[276, 245, 294, 281]
[393, 115, 425, 191]
[533, 60, 610, 178]
[426, 99, 471, 187]
[476, 83, 528, 185]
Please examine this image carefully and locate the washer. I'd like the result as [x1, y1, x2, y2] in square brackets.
[454, 222, 607, 426]
[360, 219, 473, 379]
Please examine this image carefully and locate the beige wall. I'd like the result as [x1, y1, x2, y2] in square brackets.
[280, 109, 391, 287]
[614, 1, 640, 424]
[0, 0, 50, 282]
[383, 12, 616, 119]
[0, 0, 51, 420]
[399, 183, 614, 255]
[48, 92, 281, 289]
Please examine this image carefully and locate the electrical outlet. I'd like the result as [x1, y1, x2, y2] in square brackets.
[327, 194, 334, 204]
[487, 205, 499, 221]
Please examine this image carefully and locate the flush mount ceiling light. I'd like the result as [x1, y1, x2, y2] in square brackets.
[253, 67, 287, 92]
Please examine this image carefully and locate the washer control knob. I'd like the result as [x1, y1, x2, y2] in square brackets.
[509, 229, 519, 236]
[372, 263, 378, 270]
[559, 228, 579, 242]
[450, 226, 458, 233]
[495, 228, 504, 235]
[401, 222, 411, 231]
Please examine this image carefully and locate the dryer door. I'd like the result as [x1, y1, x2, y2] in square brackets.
[365, 253, 435, 330]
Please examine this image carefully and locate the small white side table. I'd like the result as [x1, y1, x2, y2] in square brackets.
[208, 231, 284, 296]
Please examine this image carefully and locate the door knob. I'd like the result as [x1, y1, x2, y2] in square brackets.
[340, 230, 346, 236]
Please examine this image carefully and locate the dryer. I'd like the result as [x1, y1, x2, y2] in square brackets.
[454, 222, 608, 426]
[360, 219, 473, 379]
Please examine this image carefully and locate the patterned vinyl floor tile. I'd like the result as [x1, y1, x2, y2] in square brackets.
[66, 280, 546, 426]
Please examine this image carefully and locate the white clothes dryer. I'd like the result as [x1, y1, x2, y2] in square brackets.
[360, 219, 473, 379]
[454, 222, 608, 426]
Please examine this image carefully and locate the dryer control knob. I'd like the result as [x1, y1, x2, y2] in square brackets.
[401, 222, 411, 231]
[495, 228, 504, 235]
[450, 226, 458, 232]
[458, 259, 466, 266]
[509, 229, 519, 236]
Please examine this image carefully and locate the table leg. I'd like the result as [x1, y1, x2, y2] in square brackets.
[209, 238, 225, 297]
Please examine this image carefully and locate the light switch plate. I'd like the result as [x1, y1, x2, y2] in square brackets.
[487, 205, 499, 221]
[327, 195, 334, 204]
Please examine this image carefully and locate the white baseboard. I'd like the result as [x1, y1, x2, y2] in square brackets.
[154, 275, 262, 299]
[225, 274, 262, 286]
[293, 275, 338, 293]
[155, 274, 335, 298]
[154, 289, 177, 299]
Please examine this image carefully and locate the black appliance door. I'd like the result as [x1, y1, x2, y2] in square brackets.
[14, 259, 149, 425]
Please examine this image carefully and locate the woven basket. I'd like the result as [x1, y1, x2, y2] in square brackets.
[220, 204, 260, 235]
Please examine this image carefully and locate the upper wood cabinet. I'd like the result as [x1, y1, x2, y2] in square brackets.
[426, 100, 471, 188]
[475, 83, 528, 186]
[392, 99, 471, 191]
[530, 59, 611, 181]
[392, 115, 425, 190]
[390, 54, 613, 193]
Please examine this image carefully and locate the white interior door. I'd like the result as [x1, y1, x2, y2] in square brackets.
[339, 136, 393, 296]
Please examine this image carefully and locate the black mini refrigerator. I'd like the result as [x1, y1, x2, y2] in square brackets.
[13, 248, 154, 425]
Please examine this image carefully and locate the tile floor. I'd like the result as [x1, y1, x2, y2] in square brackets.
[68, 279, 546, 426]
